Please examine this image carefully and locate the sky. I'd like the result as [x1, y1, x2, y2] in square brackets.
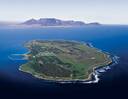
[0, 0, 127, 24]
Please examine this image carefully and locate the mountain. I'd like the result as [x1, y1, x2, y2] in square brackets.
[87, 22, 100, 25]
[22, 18, 100, 26]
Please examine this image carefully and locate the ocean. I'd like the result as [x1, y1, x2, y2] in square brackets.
[0, 25, 128, 98]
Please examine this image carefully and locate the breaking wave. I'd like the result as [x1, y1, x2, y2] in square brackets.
[8, 54, 27, 61]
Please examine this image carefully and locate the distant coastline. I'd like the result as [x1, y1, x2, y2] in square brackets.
[0, 18, 101, 28]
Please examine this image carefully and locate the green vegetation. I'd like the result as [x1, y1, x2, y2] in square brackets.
[20, 40, 112, 81]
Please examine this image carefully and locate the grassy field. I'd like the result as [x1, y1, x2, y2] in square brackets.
[20, 40, 112, 81]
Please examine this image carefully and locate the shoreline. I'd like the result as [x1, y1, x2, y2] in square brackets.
[19, 55, 113, 83]
[18, 40, 116, 84]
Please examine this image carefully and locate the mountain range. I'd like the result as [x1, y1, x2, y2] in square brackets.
[22, 18, 100, 26]
[0, 18, 100, 27]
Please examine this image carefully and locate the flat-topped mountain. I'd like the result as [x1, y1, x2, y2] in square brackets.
[22, 18, 100, 26]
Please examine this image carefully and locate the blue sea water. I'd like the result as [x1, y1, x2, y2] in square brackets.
[0, 25, 128, 98]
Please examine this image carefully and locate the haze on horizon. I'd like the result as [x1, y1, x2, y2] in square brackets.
[0, 0, 127, 24]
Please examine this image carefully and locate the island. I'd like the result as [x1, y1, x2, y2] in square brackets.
[19, 40, 112, 81]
